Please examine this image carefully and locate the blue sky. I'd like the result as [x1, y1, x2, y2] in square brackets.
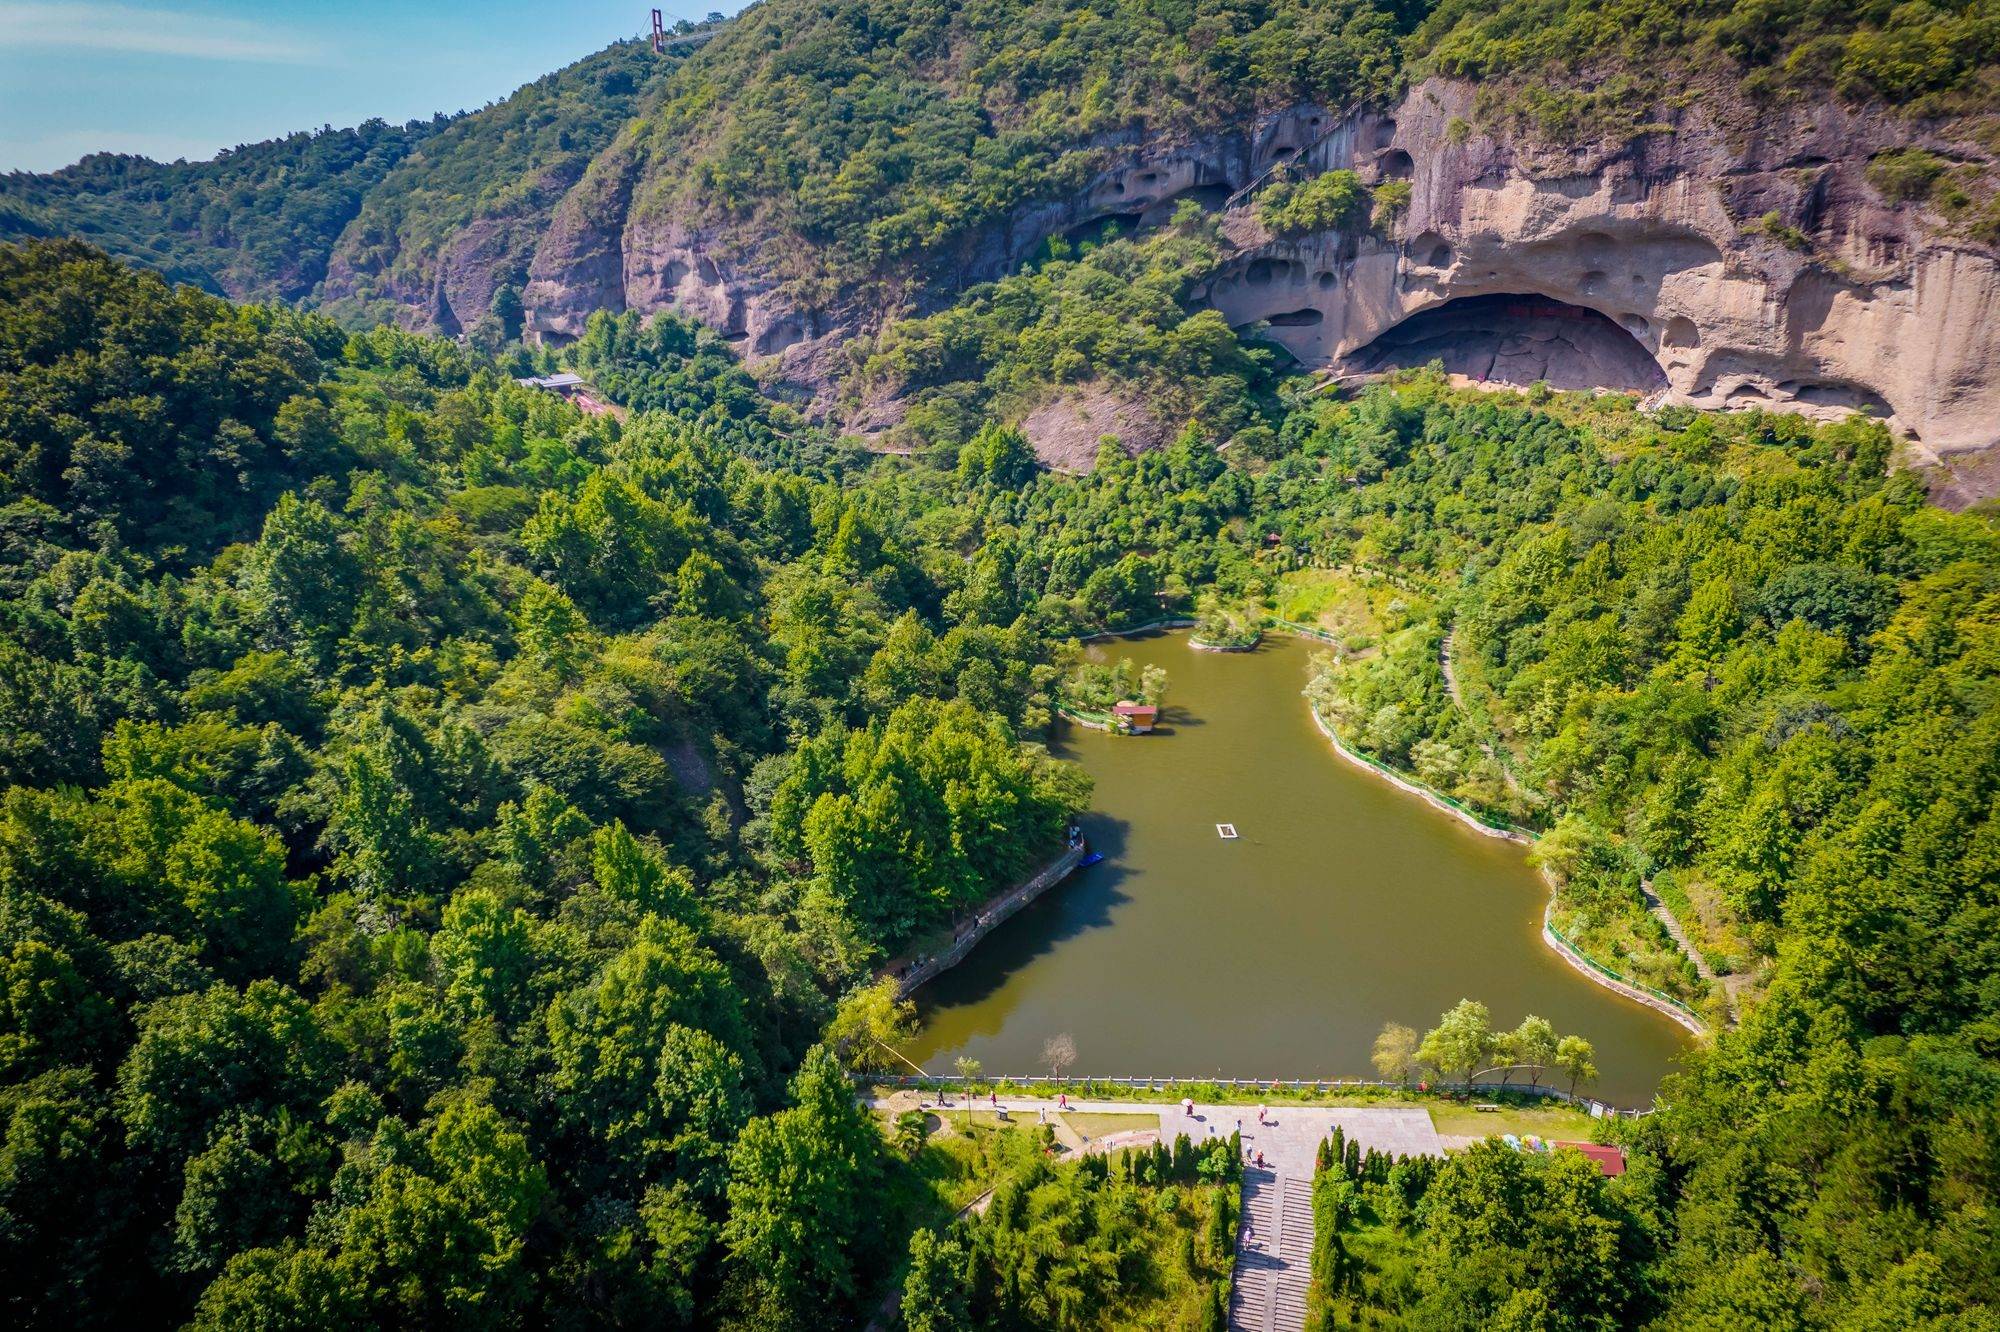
[0, 1, 737, 172]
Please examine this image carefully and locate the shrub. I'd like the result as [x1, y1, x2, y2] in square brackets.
[1260, 170, 1371, 236]
[1371, 179, 1412, 231]
[1866, 148, 1951, 205]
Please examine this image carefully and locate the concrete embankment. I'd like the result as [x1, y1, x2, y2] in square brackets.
[889, 846, 1088, 998]
[1304, 700, 1709, 1037]
[1305, 702, 1530, 844]
[1541, 910, 1709, 1038]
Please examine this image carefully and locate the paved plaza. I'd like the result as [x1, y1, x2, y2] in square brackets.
[873, 1092, 1444, 1164]
[869, 1093, 1442, 1332]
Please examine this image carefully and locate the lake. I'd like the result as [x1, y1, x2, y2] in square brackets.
[903, 631, 1692, 1105]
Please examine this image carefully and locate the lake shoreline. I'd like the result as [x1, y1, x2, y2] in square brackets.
[883, 846, 1089, 999]
[909, 631, 1692, 1102]
[1302, 693, 1709, 1038]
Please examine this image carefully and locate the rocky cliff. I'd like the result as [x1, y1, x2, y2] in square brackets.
[1192, 82, 2000, 505]
[513, 78, 2000, 501]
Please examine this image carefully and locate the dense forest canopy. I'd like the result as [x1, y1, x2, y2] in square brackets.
[0, 240, 1092, 1327]
[3, 228, 1998, 1327]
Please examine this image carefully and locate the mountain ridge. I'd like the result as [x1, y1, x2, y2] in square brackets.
[7, 0, 2000, 494]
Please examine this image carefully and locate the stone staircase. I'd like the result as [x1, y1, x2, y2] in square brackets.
[1228, 1169, 1313, 1332]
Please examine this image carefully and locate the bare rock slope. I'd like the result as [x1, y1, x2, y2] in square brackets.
[516, 80, 2000, 499]
[1196, 83, 2000, 502]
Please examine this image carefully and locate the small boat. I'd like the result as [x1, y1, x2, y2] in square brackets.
[1079, 852, 1104, 868]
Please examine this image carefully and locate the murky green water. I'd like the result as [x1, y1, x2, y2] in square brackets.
[904, 631, 1691, 1105]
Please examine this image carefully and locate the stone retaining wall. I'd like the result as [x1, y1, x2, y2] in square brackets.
[893, 846, 1088, 998]
[1541, 911, 1709, 1038]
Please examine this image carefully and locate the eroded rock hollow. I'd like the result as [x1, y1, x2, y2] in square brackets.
[1186, 83, 2000, 500]
[516, 79, 2000, 500]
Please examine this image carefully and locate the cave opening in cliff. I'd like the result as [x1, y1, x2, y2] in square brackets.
[1344, 292, 1668, 393]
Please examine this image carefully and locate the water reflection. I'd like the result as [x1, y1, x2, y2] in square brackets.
[904, 632, 1692, 1104]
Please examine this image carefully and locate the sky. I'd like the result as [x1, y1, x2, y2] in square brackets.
[0, 1, 737, 173]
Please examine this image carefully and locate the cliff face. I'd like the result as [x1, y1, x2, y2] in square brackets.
[318, 160, 586, 335]
[1194, 82, 2000, 503]
[513, 79, 2000, 499]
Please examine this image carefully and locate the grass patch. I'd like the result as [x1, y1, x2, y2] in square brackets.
[1062, 1111, 1161, 1140]
[1866, 147, 1952, 205]
[1428, 1102, 1600, 1142]
[871, 1079, 1634, 1112]
[1274, 567, 1390, 653]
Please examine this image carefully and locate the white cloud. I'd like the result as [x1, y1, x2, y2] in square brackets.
[0, 2, 321, 64]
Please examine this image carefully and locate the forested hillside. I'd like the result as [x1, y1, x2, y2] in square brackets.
[0, 119, 441, 304]
[0, 40, 676, 324]
[314, 39, 679, 335]
[3, 231, 1998, 1327]
[630, 0, 2000, 294]
[0, 240, 1089, 1328]
[7, 0, 1995, 336]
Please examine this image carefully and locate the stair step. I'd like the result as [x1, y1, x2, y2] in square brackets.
[1231, 1171, 1315, 1332]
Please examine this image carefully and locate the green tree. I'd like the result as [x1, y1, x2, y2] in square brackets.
[655, 1023, 750, 1195]
[901, 1228, 972, 1332]
[953, 1055, 982, 1134]
[1555, 1035, 1597, 1099]
[489, 284, 524, 340]
[723, 1047, 885, 1328]
[250, 494, 364, 665]
[1507, 1015, 1559, 1088]
[1372, 1021, 1420, 1085]
[1416, 1143, 1627, 1332]
[512, 578, 593, 680]
[430, 885, 538, 1026]
[547, 917, 747, 1185]
[165, 808, 301, 982]
[170, 1115, 299, 1274]
[824, 976, 917, 1074]
[1417, 1000, 1496, 1089]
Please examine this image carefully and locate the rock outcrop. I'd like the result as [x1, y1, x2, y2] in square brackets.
[513, 80, 2000, 499]
[1020, 383, 1170, 473]
[1191, 83, 2000, 502]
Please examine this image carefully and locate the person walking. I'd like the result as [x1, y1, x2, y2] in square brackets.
[1058, 1092, 1069, 1111]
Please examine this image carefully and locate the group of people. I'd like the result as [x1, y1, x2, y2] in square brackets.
[918, 1090, 1278, 1171]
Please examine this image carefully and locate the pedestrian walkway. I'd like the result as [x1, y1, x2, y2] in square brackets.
[862, 1093, 1442, 1332]
[1640, 877, 1736, 1024]
[1229, 1168, 1315, 1332]
[1221, 1105, 1437, 1332]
